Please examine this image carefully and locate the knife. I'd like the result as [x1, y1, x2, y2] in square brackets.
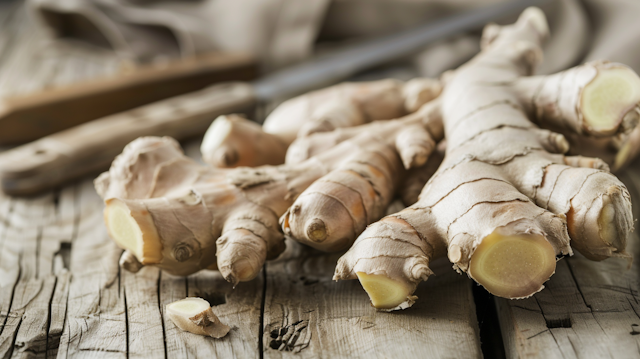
[0, 0, 546, 196]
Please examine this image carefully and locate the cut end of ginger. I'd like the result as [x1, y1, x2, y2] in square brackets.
[105, 199, 163, 265]
[166, 297, 230, 339]
[598, 195, 620, 248]
[106, 200, 144, 257]
[201, 116, 233, 161]
[306, 218, 328, 242]
[468, 231, 556, 299]
[224, 258, 258, 284]
[356, 272, 413, 310]
[581, 66, 640, 134]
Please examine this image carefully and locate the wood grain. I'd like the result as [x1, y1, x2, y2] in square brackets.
[57, 181, 127, 359]
[0, 192, 56, 359]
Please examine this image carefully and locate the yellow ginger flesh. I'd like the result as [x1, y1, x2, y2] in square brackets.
[468, 232, 556, 298]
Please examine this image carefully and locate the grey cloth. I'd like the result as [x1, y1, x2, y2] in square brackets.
[27, 0, 640, 75]
[28, 0, 331, 69]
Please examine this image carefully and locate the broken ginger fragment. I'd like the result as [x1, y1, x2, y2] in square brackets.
[166, 297, 230, 339]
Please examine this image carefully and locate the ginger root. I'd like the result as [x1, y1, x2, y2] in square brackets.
[200, 78, 441, 168]
[96, 98, 442, 280]
[97, 7, 639, 314]
[96, 136, 311, 281]
[166, 297, 230, 338]
[334, 7, 638, 310]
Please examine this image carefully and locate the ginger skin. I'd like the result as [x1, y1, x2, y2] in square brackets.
[281, 101, 443, 251]
[96, 98, 442, 282]
[201, 114, 288, 168]
[200, 78, 441, 168]
[333, 8, 638, 310]
[97, 136, 313, 282]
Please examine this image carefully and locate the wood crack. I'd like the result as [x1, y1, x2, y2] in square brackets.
[0, 256, 21, 338]
[45, 275, 57, 359]
[123, 275, 130, 359]
[6, 316, 22, 358]
[259, 264, 267, 359]
[157, 271, 168, 359]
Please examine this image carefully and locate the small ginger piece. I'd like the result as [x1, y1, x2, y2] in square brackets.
[166, 298, 230, 338]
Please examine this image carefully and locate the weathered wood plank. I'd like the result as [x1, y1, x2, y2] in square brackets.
[497, 164, 640, 359]
[39, 187, 76, 279]
[8, 193, 59, 359]
[0, 225, 26, 358]
[122, 267, 166, 359]
[0, 193, 17, 353]
[56, 181, 127, 359]
[0, 3, 467, 359]
[0, 188, 73, 358]
[39, 187, 76, 359]
[263, 240, 482, 358]
[10, 276, 58, 359]
[0, 193, 53, 358]
[48, 268, 70, 359]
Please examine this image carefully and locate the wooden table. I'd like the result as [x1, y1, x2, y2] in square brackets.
[1, 4, 640, 358]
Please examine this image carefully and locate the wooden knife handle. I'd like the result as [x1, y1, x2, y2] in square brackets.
[0, 82, 256, 196]
[0, 52, 256, 145]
